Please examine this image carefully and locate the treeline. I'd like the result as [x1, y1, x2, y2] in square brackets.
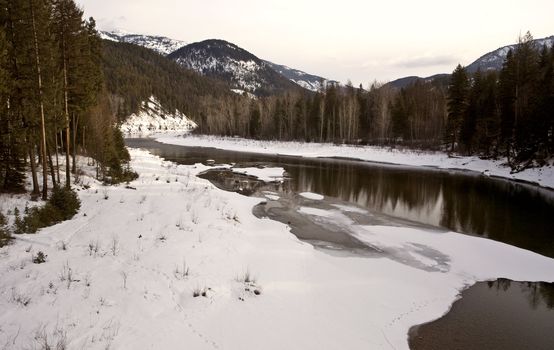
[445, 32, 554, 167]
[198, 33, 553, 168]
[0, 0, 133, 197]
[198, 73, 450, 148]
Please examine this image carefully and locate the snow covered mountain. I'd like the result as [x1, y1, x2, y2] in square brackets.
[120, 96, 197, 135]
[101, 30, 335, 94]
[263, 61, 338, 92]
[467, 35, 554, 73]
[387, 34, 554, 89]
[167, 39, 303, 96]
[100, 30, 186, 56]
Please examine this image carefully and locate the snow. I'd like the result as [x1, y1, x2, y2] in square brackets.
[100, 30, 187, 56]
[331, 204, 368, 214]
[230, 166, 285, 182]
[175, 49, 263, 92]
[156, 134, 554, 189]
[120, 96, 197, 135]
[299, 192, 324, 200]
[1, 149, 553, 350]
[230, 89, 256, 99]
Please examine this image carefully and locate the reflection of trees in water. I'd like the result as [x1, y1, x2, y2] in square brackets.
[487, 278, 554, 310]
[286, 161, 554, 257]
[288, 162, 443, 214]
[440, 177, 554, 257]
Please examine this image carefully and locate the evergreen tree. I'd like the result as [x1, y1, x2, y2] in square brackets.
[0, 23, 26, 191]
[445, 64, 469, 152]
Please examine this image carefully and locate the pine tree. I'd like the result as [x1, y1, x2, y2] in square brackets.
[29, 0, 53, 200]
[0, 24, 26, 191]
[51, 0, 84, 188]
[445, 64, 469, 152]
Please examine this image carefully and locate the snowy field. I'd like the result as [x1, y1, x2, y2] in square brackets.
[1, 149, 554, 349]
[156, 134, 554, 189]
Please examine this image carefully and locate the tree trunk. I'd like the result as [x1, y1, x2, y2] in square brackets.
[46, 139, 56, 188]
[55, 130, 60, 183]
[28, 140, 39, 196]
[30, 0, 49, 200]
[72, 113, 78, 173]
[62, 49, 71, 188]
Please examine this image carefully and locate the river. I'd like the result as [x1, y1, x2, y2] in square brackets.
[126, 137, 554, 349]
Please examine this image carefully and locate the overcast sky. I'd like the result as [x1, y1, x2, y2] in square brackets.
[76, 0, 553, 86]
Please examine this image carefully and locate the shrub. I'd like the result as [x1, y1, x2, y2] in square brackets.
[0, 227, 10, 247]
[33, 251, 47, 264]
[0, 213, 10, 247]
[49, 186, 81, 220]
[15, 187, 80, 234]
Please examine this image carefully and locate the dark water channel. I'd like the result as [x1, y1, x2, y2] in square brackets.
[126, 137, 554, 349]
[409, 279, 554, 350]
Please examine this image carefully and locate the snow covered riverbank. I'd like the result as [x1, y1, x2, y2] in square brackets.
[156, 134, 554, 190]
[1, 149, 553, 349]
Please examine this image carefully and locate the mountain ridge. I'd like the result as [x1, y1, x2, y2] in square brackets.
[101, 30, 334, 93]
[100, 30, 187, 56]
[466, 35, 554, 73]
[167, 39, 303, 96]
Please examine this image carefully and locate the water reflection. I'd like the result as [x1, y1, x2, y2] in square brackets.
[487, 279, 554, 310]
[409, 279, 554, 350]
[126, 138, 554, 258]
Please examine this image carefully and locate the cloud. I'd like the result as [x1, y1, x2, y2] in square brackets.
[392, 55, 458, 68]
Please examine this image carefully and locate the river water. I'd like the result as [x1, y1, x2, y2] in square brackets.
[126, 137, 554, 349]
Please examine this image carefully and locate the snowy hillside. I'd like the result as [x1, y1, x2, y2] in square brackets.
[263, 61, 337, 92]
[120, 97, 197, 135]
[467, 35, 554, 72]
[100, 30, 186, 56]
[167, 39, 301, 95]
[101, 30, 338, 94]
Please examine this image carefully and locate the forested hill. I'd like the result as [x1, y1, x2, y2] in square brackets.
[167, 39, 304, 96]
[101, 40, 239, 120]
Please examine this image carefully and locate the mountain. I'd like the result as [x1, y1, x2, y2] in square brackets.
[467, 35, 554, 73]
[387, 74, 450, 89]
[101, 30, 335, 94]
[100, 30, 186, 56]
[101, 40, 236, 120]
[262, 61, 337, 92]
[167, 39, 304, 96]
[387, 35, 554, 89]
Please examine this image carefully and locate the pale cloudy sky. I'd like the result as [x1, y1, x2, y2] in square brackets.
[76, 0, 553, 86]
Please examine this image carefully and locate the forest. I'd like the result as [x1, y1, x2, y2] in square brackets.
[100, 31, 553, 171]
[0, 0, 134, 197]
[1, 5, 553, 205]
[190, 33, 553, 170]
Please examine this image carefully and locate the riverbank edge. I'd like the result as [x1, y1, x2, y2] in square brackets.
[154, 134, 554, 191]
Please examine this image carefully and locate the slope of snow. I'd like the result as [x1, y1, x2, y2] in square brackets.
[100, 31, 187, 56]
[467, 35, 554, 72]
[120, 97, 197, 135]
[263, 60, 339, 92]
[156, 134, 554, 189]
[173, 49, 264, 92]
[1, 149, 553, 350]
